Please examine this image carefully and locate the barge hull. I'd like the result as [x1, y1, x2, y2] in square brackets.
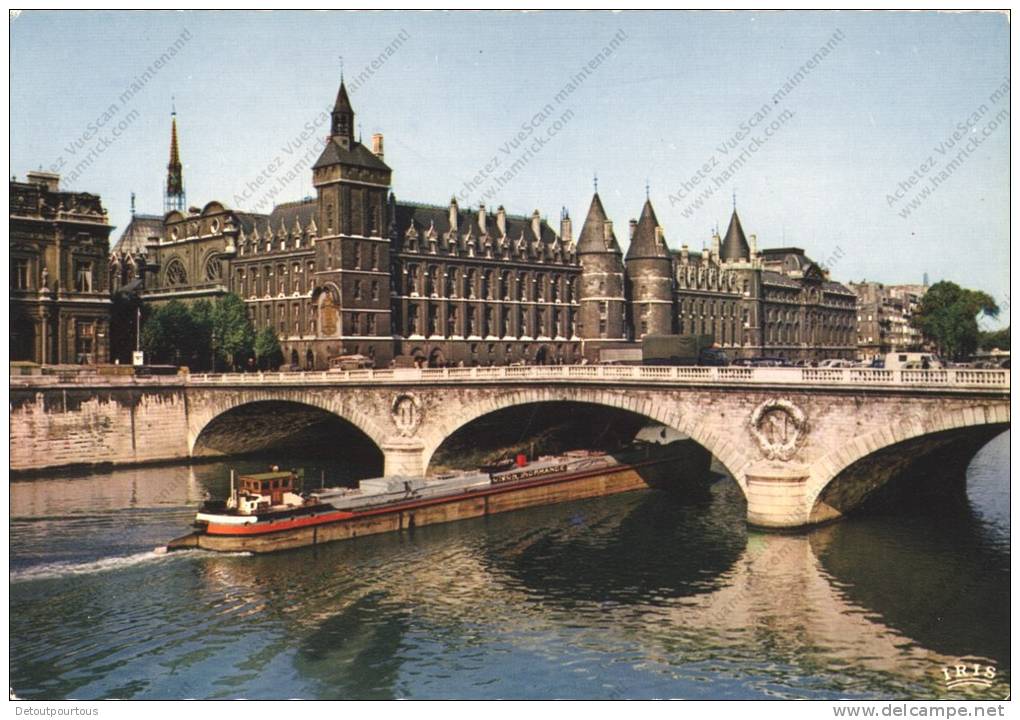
[188, 452, 697, 554]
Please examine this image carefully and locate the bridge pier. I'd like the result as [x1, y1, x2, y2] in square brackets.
[381, 438, 427, 477]
[743, 462, 812, 528]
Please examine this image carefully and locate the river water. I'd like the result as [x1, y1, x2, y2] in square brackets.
[9, 431, 1010, 700]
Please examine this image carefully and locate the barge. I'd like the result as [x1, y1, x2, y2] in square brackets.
[167, 425, 710, 554]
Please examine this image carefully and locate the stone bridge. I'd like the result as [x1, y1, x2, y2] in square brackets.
[10, 365, 1009, 529]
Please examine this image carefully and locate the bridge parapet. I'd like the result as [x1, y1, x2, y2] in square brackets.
[13, 365, 1006, 391]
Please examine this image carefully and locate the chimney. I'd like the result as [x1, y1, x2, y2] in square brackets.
[496, 205, 507, 236]
[478, 204, 487, 234]
[531, 209, 541, 240]
[711, 231, 720, 259]
[559, 208, 572, 245]
[749, 233, 758, 258]
[702, 247, 710, 261]
[629, 219, 638, 240]
[27, 171, 60, 192]
[681, 243, 689, 261]
[371, 133, 384, 160]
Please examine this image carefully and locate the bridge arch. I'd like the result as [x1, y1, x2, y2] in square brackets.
[187, 389, 391, 460]
[418, 385, 754, 488]
[805, 402, 1010, 524]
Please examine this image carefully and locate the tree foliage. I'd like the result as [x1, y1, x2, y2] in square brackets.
[254, 326, 284, 370]
[911, 281, 999, 360]
[979, 325, 1010, 352]
[140, 300, 198, 365]
[140, 294, 255, 370]
[212, 294, 255, 370]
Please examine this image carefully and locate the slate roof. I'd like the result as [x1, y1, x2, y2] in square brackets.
[720, 209, 750, 261]
[576, 193, 621, 254]
[625, 199, 671, 261]
[762, 270, 801, 288]
[312, 139, 391, 172]
[393, 200, 557, 245]
[112, 214, 164, 255]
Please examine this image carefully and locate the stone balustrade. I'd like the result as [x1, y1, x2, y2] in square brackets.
[10, 364, 1010, 392]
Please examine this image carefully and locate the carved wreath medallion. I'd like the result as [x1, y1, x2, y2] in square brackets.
[749, 398, 808, 461]
[391, 393, 423, 437]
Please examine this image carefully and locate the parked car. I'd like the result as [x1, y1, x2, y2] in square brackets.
[328, 354, 373, 371]
[818, 358, 855, 368]
[750, 357, 788, 367]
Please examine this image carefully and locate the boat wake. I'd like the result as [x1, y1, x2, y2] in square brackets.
[9, 547, 252, 583]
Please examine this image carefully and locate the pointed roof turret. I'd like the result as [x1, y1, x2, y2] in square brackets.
[334, 78, 353, 114]
[720, 208, 750, 261]
[330, 78, 355, 147]
[577, 193, 621, 254]
[626, 198, 670, 260]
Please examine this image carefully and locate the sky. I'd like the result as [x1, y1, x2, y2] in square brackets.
[10, 10, 1010, 327]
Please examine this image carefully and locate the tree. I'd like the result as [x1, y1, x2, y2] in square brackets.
[139, 294, 256, 370]
[189, 299, 215, 371]
[140, 301, 198, 365]
[211, 294, 255, 371]
[911, 281, 999, 360]
[979, 325, 1010, 352]
[254, 326, 284, 370]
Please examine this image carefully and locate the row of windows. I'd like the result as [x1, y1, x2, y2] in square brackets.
[765, 323, 855, 346]
[402, 264, 576, 303]
[13, 258, 96, 293]
[679, 298, 740, 318]
[766, 308, 855, 327]
[238, 233, 311, 256]
[404, 302, 575, 339]
[234, 262, 316, 298]
[248, 302, 316, 338]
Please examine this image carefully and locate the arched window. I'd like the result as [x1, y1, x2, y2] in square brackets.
[202, 254, 219, 283]
[165, 258, 187, 286]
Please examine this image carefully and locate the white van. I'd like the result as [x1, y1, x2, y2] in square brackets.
[883, 352, 943, 370]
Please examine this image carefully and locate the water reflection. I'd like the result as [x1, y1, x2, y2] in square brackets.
[813, 430, 1011, 669]
[9, 433, 1010, 700]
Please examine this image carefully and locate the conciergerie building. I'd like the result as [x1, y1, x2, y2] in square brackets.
[109, 78, 856, 368]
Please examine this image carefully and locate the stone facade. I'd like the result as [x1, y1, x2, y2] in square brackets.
[119, 78, 858, 368]
[851, 281, 927, 360]
[581, 196, 858, 363]
[10, 172, 114, 365]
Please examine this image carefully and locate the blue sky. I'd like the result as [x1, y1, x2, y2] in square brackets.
[10, 10, 1010, 326]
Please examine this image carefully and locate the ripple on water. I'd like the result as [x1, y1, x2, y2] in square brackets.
[9, 439, 1011, 700]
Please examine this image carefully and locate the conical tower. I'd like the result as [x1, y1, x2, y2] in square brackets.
[576, 192, 627, 347]
[720, 208, 750, 262]
[164, 102, 185, 214]
[625, 198, 674, 337]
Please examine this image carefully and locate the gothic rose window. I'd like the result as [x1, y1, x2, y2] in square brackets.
[166, 259, 187, 286]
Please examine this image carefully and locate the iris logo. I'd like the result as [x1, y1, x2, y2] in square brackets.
[941, 662, 997, 690]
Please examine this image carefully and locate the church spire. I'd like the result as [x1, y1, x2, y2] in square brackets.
[331, 77, 355, 149]
[164, 100, 185, 214]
